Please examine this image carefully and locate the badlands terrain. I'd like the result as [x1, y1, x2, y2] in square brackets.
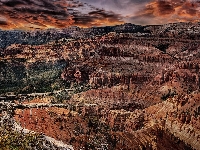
[0, 22, 200, 149]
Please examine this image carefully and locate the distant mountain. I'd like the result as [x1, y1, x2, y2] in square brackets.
[0, 23, 149, 49]
[1, 22, 199, 49]
[0, 29, 71, 49]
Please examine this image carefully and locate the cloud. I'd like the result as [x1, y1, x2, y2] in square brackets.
[79, 0, 149, 16]
[0, 0, 124, 29]
[0, 0, 199, 29]
[0, 0, 75, 29]
[0, 20, 8, 25]
[72, 9, 123, 27]
[0, 16, 8, 25]
[128, 0, 200, 25]
[155, 1, 175, 15]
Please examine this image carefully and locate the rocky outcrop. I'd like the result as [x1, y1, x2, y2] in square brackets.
[61, 64, 94, 84]
[89, 71, 151, 88]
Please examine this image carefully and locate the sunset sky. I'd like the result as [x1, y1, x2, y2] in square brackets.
[0, 0, 200, 29]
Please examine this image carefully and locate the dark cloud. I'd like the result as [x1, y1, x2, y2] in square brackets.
[0, 0, 74, 29]
[0, 20, 8, 25]
[88, 10, 121, 19]
[2, 0, 25, 7]
[0, 0, 124, 29]
[157, 1, 175, 15]
[73, 9, 123, 27]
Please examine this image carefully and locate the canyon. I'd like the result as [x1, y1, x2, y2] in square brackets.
[0, 22, 200, 149]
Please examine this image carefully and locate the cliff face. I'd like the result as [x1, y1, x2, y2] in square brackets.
[14, 92, 200, 149]
[66, 92, 199, 149]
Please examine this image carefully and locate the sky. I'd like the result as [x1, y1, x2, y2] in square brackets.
[0, 0, 200, 29]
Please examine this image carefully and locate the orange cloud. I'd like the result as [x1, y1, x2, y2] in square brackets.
[145, 0, 175, 16]
[0, 0, 76, 29]
[129, 0, 200, 25]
